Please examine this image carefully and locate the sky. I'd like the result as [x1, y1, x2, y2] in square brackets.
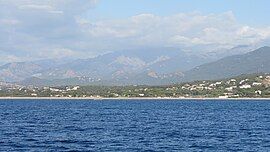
[90, 0, 270, 26]
[0, 0, 270, 63]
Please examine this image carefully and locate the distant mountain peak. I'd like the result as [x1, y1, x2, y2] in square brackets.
[183, 46, 270, 82]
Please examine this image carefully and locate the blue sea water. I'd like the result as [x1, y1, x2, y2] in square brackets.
[0, 99, 270, 151]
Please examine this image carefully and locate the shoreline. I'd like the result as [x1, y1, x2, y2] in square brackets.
[0, 97, 270, 100]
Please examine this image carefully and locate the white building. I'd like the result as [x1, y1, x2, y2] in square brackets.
[239, 84, 251, 89]
[239, 80, 246, 85]
[139, 94, 145, 97]
[31, 93, 37, 96]
[255, 90, 262, 95]
[215, 81, 222, 85]
[219, 95, 228, 99]
[252, 82, 262, 86]
[230, 79, 236, 82]
[50, 88, 60, 92]
[225, 87, 233, 92]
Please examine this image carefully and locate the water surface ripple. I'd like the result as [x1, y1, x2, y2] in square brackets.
[0, 99, 270, 151]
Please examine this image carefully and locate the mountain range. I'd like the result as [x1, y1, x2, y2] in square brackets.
[182, 46, 270, 81]
[0, 46, 269, 86]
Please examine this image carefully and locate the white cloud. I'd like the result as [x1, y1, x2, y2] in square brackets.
[0, 0, 98, 62]
[82, 12, 270, 50]
[19, 4, 54, 11]
[0, 1, 269, 63]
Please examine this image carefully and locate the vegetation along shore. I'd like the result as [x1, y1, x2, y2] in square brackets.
[1, 73, 270, 99]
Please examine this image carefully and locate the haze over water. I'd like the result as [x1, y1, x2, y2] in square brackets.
[0, 99, 270, 151]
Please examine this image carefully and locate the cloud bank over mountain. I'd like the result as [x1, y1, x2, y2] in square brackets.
[0, 0, 270, 63]
[84, 12, 270, 50]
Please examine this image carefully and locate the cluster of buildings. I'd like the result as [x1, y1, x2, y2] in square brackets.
[44, 86, 80, 92]
[179, 75, 270, 98]
[0, 81, 24, 91]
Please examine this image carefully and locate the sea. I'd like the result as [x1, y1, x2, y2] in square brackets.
[0, 99, 270, 151]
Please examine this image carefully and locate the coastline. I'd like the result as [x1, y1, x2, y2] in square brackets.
[0, 97, 270, 100]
